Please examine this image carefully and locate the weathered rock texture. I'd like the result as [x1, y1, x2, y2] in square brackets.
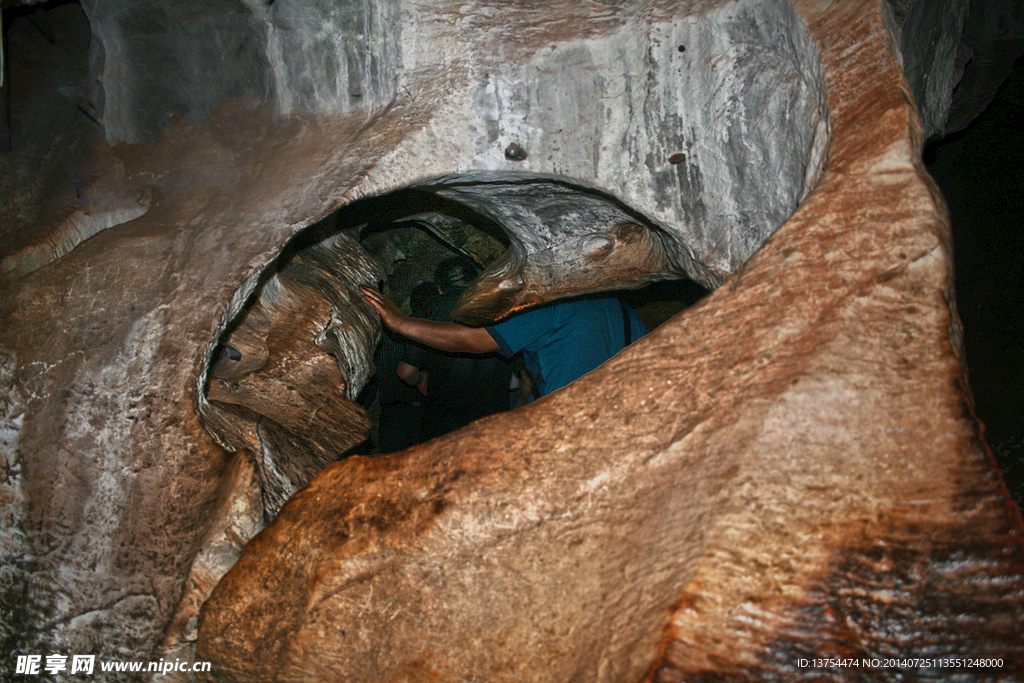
[73, 0, 827, 282]
[888, 0, 1024, 139]
[891, 0, 973, 137]
[204, 230, 383, 518]
[196, 2, 1024, 682]
[0, 0, 1021, 681]
[410, 173, 701, 324]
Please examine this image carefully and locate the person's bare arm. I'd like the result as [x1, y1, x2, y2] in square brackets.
[360, 286, 499, 354]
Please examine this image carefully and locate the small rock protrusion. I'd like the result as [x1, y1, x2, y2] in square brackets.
[504, 143, 528, 161]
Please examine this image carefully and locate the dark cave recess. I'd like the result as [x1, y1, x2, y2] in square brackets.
[925, 55, 1024, 509]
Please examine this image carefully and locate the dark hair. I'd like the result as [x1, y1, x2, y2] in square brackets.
[433, 257, 480, 294]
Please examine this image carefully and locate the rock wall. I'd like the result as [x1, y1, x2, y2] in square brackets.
[891, 0, 972, 137]
[75, 0, 826, 283]
[943, 0, 1024, 135]
[0, 0, 1020, 680]
[196, 1, 1024, 679]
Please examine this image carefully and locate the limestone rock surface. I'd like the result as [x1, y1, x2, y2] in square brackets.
[0, 0, 1020, 679]
[943, 0, 1024, 135]
[204, 230, 383, 518]
[893, 0, 972, 137]
[196, 1, 1024, 681]
[71, 0, 826, 281]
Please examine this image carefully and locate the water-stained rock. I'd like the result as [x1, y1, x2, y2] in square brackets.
[195, 2, 1023, 681]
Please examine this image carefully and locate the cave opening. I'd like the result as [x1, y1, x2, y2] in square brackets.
[5, 0, 1024, 673]
[199, 177, 709, 522]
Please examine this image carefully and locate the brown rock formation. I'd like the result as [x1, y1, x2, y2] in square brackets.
[196, 1, 1024, 681]
[204, 230, 383, 518]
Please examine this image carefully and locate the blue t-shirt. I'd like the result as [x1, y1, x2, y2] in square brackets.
[486, 297, 648, 396]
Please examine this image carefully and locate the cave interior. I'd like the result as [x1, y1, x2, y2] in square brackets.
[2, 0, 1023, 678]
[2, 0, 1019, 503]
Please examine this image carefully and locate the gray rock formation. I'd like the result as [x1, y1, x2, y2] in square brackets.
[943, 0, 1024, 135]
[74, 0, 827, 280]
[890, 0, 973, 137]
[889, 0, 1024, 138]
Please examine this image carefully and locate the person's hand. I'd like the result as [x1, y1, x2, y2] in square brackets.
[360, 285, 405, 331]
[360, 285, 498, 354]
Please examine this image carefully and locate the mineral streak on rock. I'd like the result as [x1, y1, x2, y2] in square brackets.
[196, 1, 1024, 681]
[448, 0, 829, 281]
[156, 449, 263, 674]
[0, 183, 153, 286]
